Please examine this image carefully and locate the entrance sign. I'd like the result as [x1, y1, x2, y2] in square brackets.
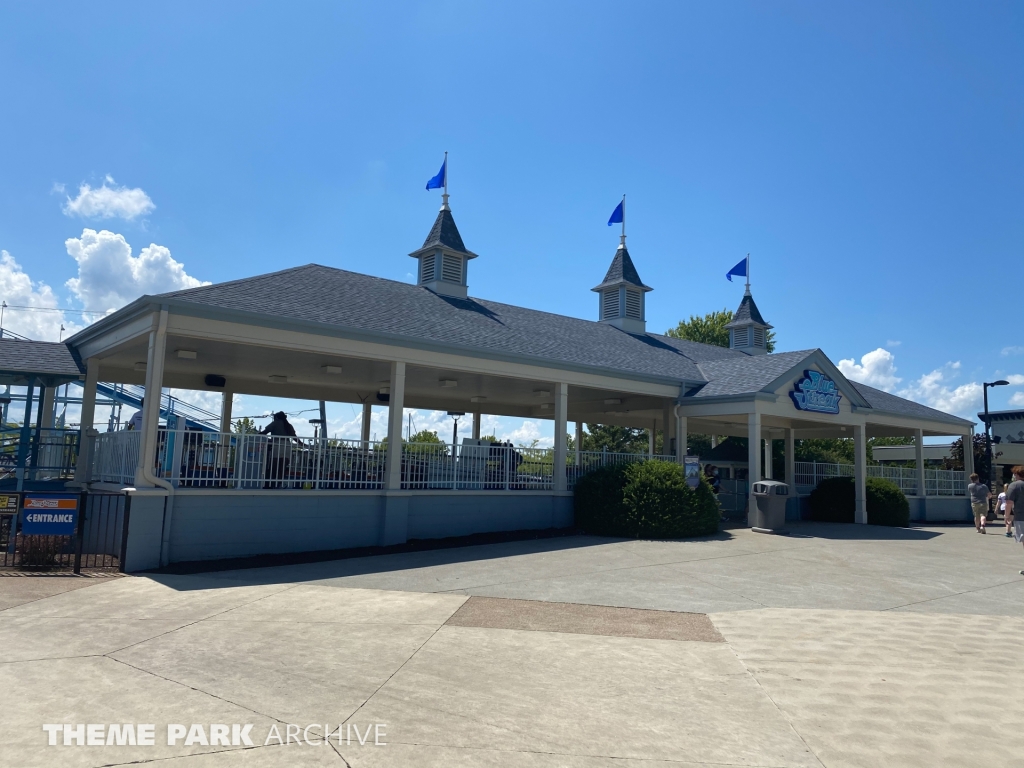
[0, 494, 19, 515]
[684, 456, 701, 488]
[21, 494, 79, 536]
[790, 370, 842, 414]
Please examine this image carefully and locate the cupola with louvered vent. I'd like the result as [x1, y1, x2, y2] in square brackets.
[726, 287, 772, 355]
[591, 241, 651, 334]
[409, 193, 477, 299]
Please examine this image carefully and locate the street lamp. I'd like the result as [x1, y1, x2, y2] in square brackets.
[447, 412, 465, 449]
[983, 380, 1009, 492]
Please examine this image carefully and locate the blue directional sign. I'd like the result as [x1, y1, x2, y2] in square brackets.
[21, 494, 79, 536]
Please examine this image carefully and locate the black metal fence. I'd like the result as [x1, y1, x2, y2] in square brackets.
[0, 491, 129, 573]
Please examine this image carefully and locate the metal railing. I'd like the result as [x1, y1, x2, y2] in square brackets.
[93, 431, 140, 485]
[793, 461, 965, 496]
[89, 431, 687, 492]
[0, 428, 80, 480]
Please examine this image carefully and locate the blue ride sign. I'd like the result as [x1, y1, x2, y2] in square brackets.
[21, 494, 80, 536]
[790, 370, 842, 414]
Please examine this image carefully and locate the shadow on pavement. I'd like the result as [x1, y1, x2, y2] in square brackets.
[143, 527, 737, 589]
[782, 522, 944, 541]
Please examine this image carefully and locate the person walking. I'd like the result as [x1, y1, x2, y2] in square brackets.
[997, 485, 1011, 537]
[967, 473, 991, 533]
[1004, 466, 1024, 575]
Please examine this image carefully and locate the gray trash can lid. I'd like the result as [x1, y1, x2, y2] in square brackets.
[751, 480, 790, 495]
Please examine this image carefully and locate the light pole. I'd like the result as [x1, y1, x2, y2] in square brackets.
[447, 411, 465, 450]
[983, 380, 1009, 492]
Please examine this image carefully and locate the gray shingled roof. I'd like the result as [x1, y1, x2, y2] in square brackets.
[159, 264, 744, 384]
[725, 292, 769, 328]
[417, 208, 474, 256]
[592, 245, 651, 291]
[0, 339, 83, 379]
[147, 263, 968, 426]
[693, 350, 815, 398]
[852, 382, 971, 424]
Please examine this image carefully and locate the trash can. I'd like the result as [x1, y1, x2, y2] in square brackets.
[748, 480, 789, 533]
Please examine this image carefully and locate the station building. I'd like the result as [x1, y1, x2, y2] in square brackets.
[34, 196, 976, 569]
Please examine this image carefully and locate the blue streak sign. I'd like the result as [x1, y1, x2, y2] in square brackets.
[790, 370, 842, 415]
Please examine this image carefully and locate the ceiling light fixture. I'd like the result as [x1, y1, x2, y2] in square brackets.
[533, 389, 551, 398]
[176, 349, 197, 360]
[604, 398, 622, 405]
[133, 362, 147, 372]
[439, 379, 458, 388]
[321, 365, 343, 375]
[470, 396, 487, 403]
[268, 375, 288, 384]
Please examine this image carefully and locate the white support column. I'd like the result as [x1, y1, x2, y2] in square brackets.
[472, 411, 481, 440]
[553, 382, 568, 491]
[648, 420, 655, 457]
[747, 410, 761, 520]
[854, 423, 867, 524]
[675, 408, 687, 462]
[40, 386, 56, 429]
[784, 428, 795, 490]
[385, 362, 406, 491]
[361, 401, 372, 444]
[662, 404, 671, 455]
[763, 436, 773, 480]
[135, 311, 168, 488]
[914, 428, 926, 498]
[963, 429, 975, 480]
[575, 421, 583, 466]
[74, 358, 100, 483]
[219, 390, 234, 434]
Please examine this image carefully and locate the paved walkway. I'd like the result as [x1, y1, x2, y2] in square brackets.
[1, 523, 1022, 767]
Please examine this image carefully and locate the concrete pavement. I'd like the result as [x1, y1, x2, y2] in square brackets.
[1, 522, 1022, 767]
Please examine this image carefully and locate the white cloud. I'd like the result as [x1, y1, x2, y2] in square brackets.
[1004, 374, 1024, 386]
[837, 348, 901, 392]
[1009, 392, 1024, 407]
[0, 250, 80, 341]
[62, 176, 155, 220]
[885, 340, 901, 348]
[897, 362, 982, 416]
[65, 229, 209, 313]
[1001, 346, 1024, 356]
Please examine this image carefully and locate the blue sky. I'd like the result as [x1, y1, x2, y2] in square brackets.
[1, 1, 1022, 441]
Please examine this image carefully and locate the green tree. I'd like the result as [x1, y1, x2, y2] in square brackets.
[583, 424, 649, 454]
[233, 417, 257, 434]
[666, 308, 776, 353]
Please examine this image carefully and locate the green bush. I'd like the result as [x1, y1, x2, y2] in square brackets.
[808, 476, 910, 527]
[574, 459, 720, 538]
[866, 477, 910, 527]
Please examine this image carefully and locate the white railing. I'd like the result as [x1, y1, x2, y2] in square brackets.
[88, 430, 690, 493]
[401, 442, 556, 490]
[793, 461, 965, 496]
[93, 430, 140, 485]
[567, 450, 678, 489]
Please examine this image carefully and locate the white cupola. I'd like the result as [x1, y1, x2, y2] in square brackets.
[726, 287, 772, 355]
[409, 193, 477, 299]
[591, 241, 652, 335]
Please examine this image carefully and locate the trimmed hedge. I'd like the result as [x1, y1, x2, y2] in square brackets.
[808, 476, 910, 527]
[574, 459, 720, 538]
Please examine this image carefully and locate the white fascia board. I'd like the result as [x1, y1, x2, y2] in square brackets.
[163, 310, 687, 398]
[849, 407, 973, 435]
[74, 310, 157, 360]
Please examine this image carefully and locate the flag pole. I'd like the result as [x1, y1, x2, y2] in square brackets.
[442, 150, 449, 210]
[745, 253, 750, 294]
[621, 194, 626, 247]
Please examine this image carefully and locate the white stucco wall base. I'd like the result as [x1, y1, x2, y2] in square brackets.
[121, 491, 574, 571]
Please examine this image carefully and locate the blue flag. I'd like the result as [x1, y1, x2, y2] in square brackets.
[607, 200, 624, 226]
[425, 158, 446, 191]
[726, 258, 747, 282]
